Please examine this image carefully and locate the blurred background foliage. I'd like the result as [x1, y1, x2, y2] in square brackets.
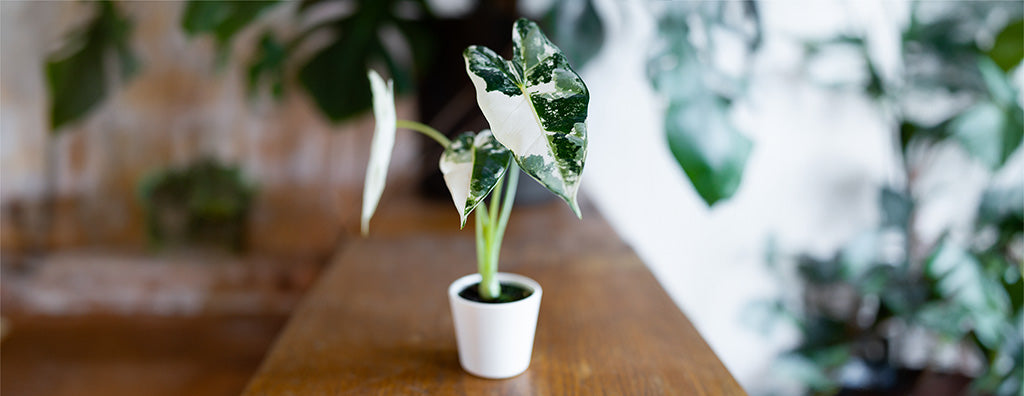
[139, 158, 254, 253]
[647, 0, 760, 206]
[42, 0, 753, 208]
[758, 2, 1024, 395]
[46, 0, 138, 132]
[32, 1, 1024, 394]
[45, 0, 608, 128]
[40, 0, 608, 254]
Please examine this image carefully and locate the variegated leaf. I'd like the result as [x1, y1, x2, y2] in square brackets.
[463, 18, 589, 217]
[439, 130, 512, 227]
[360, 70, 396, 235]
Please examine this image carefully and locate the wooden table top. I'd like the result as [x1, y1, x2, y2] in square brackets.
[242, 196, 745, 395]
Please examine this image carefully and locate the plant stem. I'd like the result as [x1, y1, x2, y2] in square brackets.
[476, 205, 499, 299]
[396, 120, 450, 146]
[489, 176, 503, 230]
[476, 162, 520, 300]
[475, 205, 489, 289]
[490, 162, 519, 270]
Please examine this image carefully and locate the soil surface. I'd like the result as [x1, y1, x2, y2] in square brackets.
[457, 282, 533, 303]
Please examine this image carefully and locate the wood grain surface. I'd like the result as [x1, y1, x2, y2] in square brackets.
[242, 197, 746, 395]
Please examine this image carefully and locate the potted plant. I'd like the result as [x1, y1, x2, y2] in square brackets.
[360, 18, 590, 379]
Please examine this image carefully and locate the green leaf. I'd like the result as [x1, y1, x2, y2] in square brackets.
[947, 53, 1024, 170]
[47, 0, 138, 131]
[463, 19, 589, 216]
[360, 70, 396, 235]
[247, 32, 288, 98]
[925, 243, 1012, 348]
[665, 96, 752, 205]
[647, 12, 752, 206]
[915, 302, 971, 339]
[950, 100, 1023, 170]
[300, 37, 375, 122]
[181, 0, 279, 51]
[879, 187, 913, 228]
[297, 0, 434, 122]
[439, 131, 513, 227]
[988, 18, 1024, 73]
[978, 57, 1018, 108]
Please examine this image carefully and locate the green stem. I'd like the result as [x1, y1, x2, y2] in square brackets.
[476, 162, 520, 301]
[476, 205, 499, 299]
[475, 206, 489, 289]
[489, 176, 503, 230]
[396, 120, 450, 147]
[490, 162, 519, 269]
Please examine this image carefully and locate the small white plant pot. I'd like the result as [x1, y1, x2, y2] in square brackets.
[448, 272, 542, 379]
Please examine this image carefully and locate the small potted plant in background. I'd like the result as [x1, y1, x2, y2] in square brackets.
[361, 18, 590, 379]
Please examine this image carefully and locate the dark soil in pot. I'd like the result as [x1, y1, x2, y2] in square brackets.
[458, 282, 533, 303]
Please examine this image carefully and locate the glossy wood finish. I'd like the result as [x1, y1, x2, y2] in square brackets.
[243, 197, 745, 395]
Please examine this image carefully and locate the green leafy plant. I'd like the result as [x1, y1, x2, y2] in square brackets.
[183, 0, 436, 122]
[47, 0, 138, 131]
[49, 1, 608, 129]
[647, 1, 761, 206]
[139, 158, 255, 252]
[763, 3, 1024, 395]
[361, 19, 589, 301]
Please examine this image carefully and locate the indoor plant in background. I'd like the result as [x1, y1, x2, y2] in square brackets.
[758, 3, 1023, 395]
[360, 18, 590, 379]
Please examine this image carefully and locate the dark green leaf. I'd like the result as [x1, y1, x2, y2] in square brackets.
[797, 344, 852, 370]
[898, 119, 954, 153]
[988, 18, 1024, 73]
[47, 0, 138, 131]
[247, 32, 288, 98]
[299, 38, 375, 122]
[880, 276, 930, 315]
[297, 0, 434, 122]
[182, 0, 279, 48]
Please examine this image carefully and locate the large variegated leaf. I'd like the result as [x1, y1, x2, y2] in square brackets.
[360, 70, 396, 235]
[439, 130, 512, 227]
[463, 18, 589, 217]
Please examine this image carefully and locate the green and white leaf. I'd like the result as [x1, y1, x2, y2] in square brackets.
[439, 130, 512, 227]
[360, 70, 396, 235]
[463, 18, 589, 217]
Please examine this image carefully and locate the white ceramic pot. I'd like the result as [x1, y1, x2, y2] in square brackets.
[448, 272, 542, 379]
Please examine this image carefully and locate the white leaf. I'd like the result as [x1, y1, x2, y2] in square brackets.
[361, 70, 396, 235]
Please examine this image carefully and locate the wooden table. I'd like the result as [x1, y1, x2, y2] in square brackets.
[242, 197, 745, 395]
